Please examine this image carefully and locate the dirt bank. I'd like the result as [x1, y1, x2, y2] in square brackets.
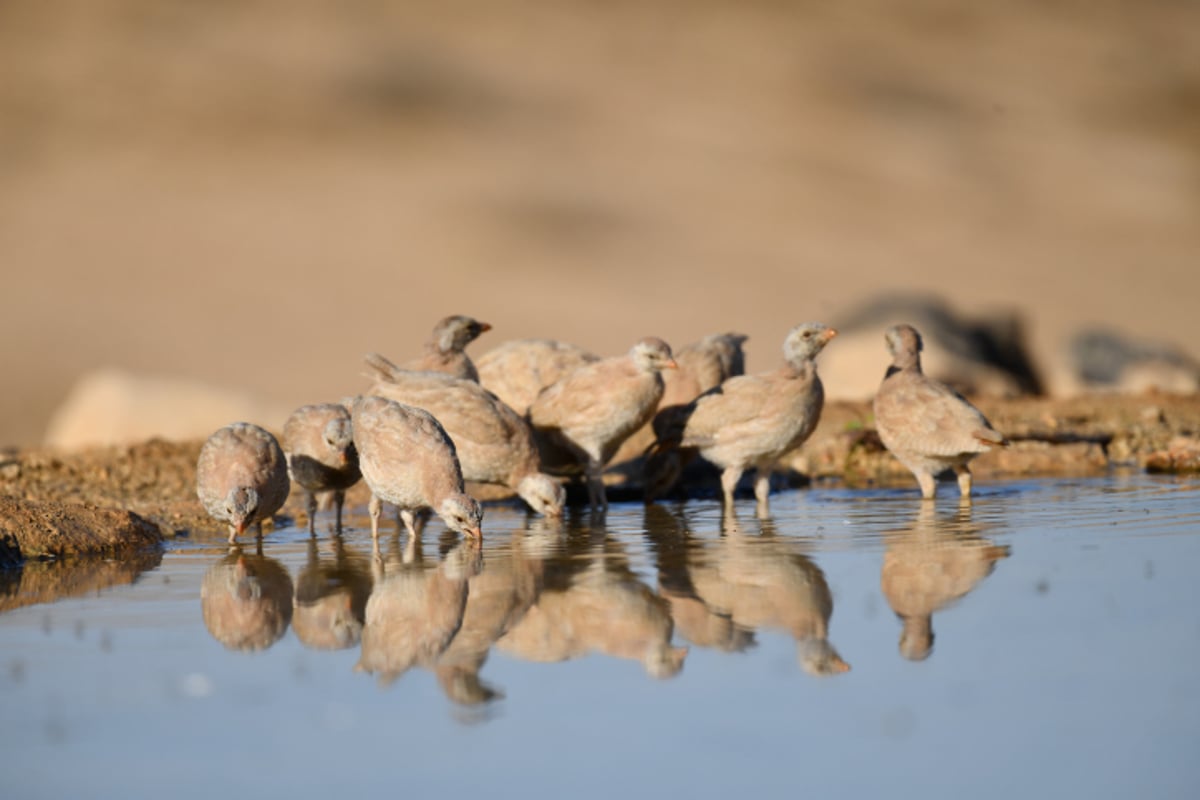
[1, 392, 1197, 565]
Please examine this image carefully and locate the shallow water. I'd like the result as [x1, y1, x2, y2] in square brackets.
[3, 474, 1199, 799]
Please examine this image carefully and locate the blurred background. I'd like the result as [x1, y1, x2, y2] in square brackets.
[3, 0, 1198, 449]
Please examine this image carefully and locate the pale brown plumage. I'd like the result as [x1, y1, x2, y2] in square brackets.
[611, 332, 749, 466]
[404, 315, 492, 381]
[282, 403, 361, 535]
[669, 332, 749, 406]
[196, 422, 290, 543]
[476, 338, 600, 415]
[647, 323, 835, 515]
[873, 324, 1008, 499]
[350, 395, 484, 541]
[528, 337, 678, 511]
[363, 353, 565, 517]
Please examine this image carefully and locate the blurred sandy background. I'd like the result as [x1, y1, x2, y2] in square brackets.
[3, 0, 1198, 449]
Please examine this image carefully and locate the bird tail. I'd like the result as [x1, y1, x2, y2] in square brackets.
[974, 427, 1009, 447]
[363, 352, 402, 382]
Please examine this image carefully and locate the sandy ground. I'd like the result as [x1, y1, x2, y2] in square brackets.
[2, 0, 1199, 449]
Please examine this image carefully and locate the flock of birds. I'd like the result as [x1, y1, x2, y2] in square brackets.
[196, 315, 1009, 543]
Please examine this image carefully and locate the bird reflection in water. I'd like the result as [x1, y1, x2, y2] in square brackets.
[356, 533, 482, 689]
[497, 515, 688, 679]
[881, 502, 1010, 661]
[431, 521, 556, 709]
[200, 541, 294, 651]
[644, 505, 850, 676]
[291, 535, 373, 651]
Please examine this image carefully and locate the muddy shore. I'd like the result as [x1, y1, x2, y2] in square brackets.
[2, 392, 1197, 569]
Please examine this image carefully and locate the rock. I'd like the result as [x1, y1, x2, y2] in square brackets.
[0, 496, 163, 560]
[43, 368, 294, 450]
[1145, 436, 1200, 474]
[820, 294, 1042, 400]
[1066, 329, 1200, 396]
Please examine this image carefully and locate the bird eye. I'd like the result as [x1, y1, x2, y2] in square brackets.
[802, 331, 812, 339]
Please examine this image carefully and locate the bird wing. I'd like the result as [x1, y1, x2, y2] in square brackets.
[528, 359, 632, 429]
[875, 372, 1002, 456]
[674, 374, 774, 447]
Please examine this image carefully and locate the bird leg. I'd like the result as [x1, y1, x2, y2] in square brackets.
[226, 525, 237, 545]
[369, 494, 383, 541]
[955, 465, 973, 499]
[333, 490, 345, 535]
[306, 490, 318, 536]
[917, 472, 937, 500]
[753, 464, 773, 518]
[585, 458, 608, 512]
[399, 508, 428, 540]
[720, 466, 744, 509]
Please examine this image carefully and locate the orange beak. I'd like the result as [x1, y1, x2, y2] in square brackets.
[664, 358, 679, 370]
[465, 526, 483, 539]
[478, 322, 493, 333]
[823, 328, 838, 342]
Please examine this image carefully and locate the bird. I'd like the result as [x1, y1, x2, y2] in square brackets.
[647, 323, 836, 515]
[476, 338, 600, 415]
[527, 337, 678, 511]
[404, 315, 492, 381]
[349, 394, 483, 541]
[196, 422, 290, 543]
[282, 403, 361, 535]
[610, 331, 749, 465]
[873, 324, 1008, 499]
[363, 353, 565, 517]
[668, 332, 749, 406]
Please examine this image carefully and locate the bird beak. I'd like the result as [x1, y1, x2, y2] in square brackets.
[664, 358, 679, 370]
[465, 526, 483, 539]
[234, 520, 248, 536]
[478, 322, 493, 333]
[823, 328, 838, 342]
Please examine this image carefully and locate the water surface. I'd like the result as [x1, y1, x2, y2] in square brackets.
[2, 475, 1198, 799]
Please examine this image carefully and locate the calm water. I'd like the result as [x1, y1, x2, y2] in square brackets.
[2, 475, 1199, 799]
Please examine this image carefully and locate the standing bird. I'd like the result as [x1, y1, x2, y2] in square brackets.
[647, 323, 836, 515]
[364, 353, 565, 517]
[528, 337, 678, 511]
[350, 395, 483, 541]
[196, 422, 290, 543]
[405, 315, 492, 381]
[873, 324, 1008, 500]
[282, 403, 361, 535]
[476, 338, 600, 415]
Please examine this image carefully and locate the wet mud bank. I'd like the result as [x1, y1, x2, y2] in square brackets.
[1, 394, 1198, 564]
